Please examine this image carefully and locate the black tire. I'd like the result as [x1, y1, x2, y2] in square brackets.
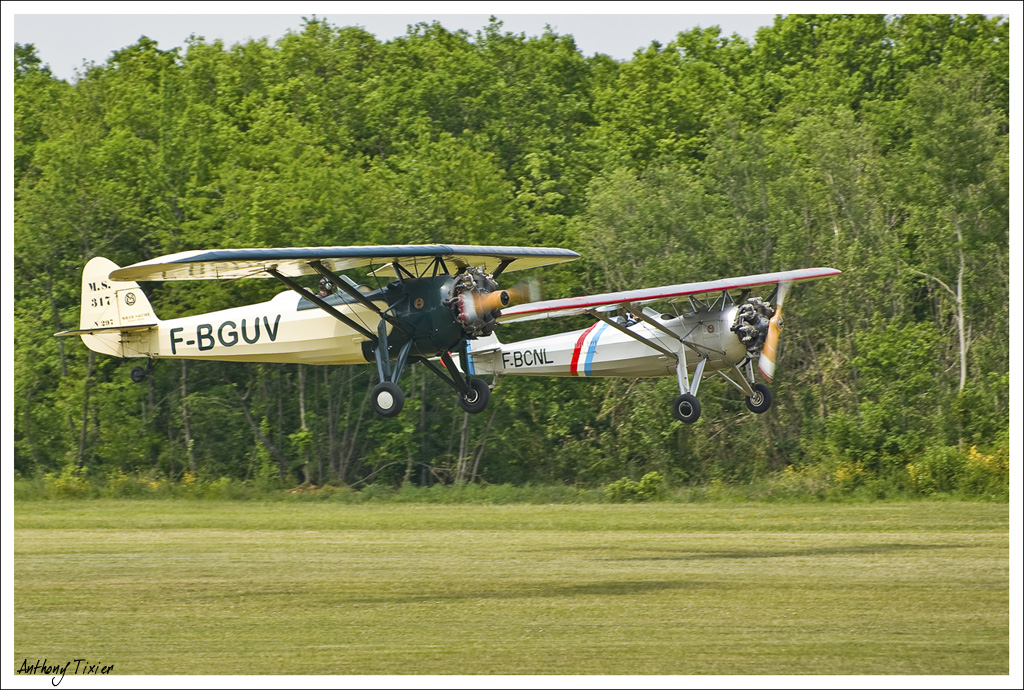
[371, 381, 405, 417]
[458, 378, 491, 414]
[745, 383, 773, 414]
[130, 366, 147, 383]
[672, 393, 701, 424]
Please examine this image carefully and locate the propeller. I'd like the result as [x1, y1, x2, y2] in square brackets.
[455, 277, 542, 339]
[507, 277, 541, 305]
[471, 278, 541, 314]
[757, 281, 790, 381]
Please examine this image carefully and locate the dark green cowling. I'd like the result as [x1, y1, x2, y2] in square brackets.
[360, 275, 464, 362]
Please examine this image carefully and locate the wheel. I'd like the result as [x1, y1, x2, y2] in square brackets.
[458, 378, 491, 414]
[745, 383, 773, 414]
[672, 393, 701, 424]
[130, 366, 147, 383]
[371, 381, 405, 417]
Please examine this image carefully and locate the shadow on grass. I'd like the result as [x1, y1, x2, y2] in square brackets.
[346, 578, 714, 604]
[339, 544, 980, 605]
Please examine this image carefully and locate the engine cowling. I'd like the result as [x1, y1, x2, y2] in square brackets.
[447, 267, 508, 338]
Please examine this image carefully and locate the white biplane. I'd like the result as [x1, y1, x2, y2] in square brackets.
[56, 244, 839, 422]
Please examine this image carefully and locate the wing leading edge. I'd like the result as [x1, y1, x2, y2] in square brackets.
[109, 244, 580, 282]
[498, 267, 842, 323]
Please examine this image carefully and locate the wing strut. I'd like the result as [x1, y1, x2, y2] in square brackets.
[307, 260, 418, 343]
[627, 303, 682, 341]
[265, 267, 377, 341]
[309, 260, 382, 316]
[492, 258, 514, 279]
[589, 304, 728, 364]
[590, 310, 678, 361]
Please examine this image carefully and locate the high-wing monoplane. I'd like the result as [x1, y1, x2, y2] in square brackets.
[55, 245, 579, 417]
[457, 267, 840, 423]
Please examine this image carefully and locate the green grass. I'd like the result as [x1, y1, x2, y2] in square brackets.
[14, 501, 1009, 675]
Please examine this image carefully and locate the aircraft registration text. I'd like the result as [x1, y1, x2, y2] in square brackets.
[170, 315, 281, 354]
[502, 348, 555, 368]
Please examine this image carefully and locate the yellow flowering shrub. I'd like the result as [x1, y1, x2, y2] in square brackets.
[959, 437, 1009, 497]
[832, 460, 866, 489]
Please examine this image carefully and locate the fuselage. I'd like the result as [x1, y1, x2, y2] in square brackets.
[121, 290, 380, 364]
[126, 274, 483, 365]
[467, 306, 753, 378]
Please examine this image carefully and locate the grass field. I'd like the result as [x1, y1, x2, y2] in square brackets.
[13, 500, 1009, 675]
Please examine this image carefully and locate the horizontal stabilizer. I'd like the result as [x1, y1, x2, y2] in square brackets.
[55, 323, 158, 337]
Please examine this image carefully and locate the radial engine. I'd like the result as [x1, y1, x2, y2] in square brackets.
[446, 266, 510, 338]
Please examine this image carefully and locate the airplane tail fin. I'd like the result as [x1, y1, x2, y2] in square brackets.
[464, 331, 504, 375]
[55, 257, 160, 357]
[468, 331, 502, 355]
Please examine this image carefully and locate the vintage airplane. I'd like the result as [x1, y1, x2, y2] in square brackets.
[465, 266, 842, 423]
[55, 243, 839, 423]
[55, 245, 579, 417]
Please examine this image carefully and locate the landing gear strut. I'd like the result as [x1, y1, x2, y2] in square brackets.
[718, 360, 774, 417]
[369, 315, 414, 417]
[672, 344, 707, 424]
[370, 328, 492, 417]
[419, 347, 492, 415]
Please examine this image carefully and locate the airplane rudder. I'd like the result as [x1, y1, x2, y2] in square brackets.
[80, 257, 158, 330]
[77, 257, 159, 358]
[80, 257, 123, 330]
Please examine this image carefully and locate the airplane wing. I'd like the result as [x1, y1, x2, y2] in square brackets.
[498, 268, 841, 323]
[109, 245, 579, 282]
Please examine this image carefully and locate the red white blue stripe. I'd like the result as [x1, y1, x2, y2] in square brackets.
[570, 322, 608, 377]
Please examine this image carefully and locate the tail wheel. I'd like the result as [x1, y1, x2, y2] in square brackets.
[371, 381, 405, 417]
[673, 393, 701, 424]
[745, 383, 773, 414]
[458, 378, 491, 414]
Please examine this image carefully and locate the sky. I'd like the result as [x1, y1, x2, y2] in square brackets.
[9, 3, 784, 82]
[11, 2, 1017, 83]
[11, 2, 1017, 82]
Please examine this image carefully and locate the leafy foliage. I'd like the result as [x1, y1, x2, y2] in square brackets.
[13, 14, 1009, 495]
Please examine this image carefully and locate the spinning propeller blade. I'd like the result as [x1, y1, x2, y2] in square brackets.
[506, 277, 541, 305]
[472, 278, 541, 314]
[758, 281, 790, 381]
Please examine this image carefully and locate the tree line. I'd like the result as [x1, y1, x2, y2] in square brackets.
[13, 14, 1009, 493]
